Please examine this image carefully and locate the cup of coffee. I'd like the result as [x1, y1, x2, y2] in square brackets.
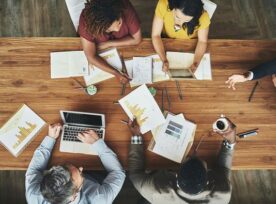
[213, 116, 229, 132]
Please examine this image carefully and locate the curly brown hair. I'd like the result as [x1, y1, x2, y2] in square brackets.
[83, 0, 125, 37]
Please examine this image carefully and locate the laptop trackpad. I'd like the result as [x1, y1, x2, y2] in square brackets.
[73, 143, 97, 155]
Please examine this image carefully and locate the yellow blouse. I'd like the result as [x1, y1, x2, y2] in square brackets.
[155, 0, 211, 39]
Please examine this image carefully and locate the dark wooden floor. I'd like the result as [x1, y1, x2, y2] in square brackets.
[0, 0, 276, 203]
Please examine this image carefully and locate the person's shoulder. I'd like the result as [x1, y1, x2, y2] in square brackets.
[157, 0, 169, 9]
[199, 10, 211, 28]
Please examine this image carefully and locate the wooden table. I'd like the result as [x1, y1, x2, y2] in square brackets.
[0, 38, 276, 170]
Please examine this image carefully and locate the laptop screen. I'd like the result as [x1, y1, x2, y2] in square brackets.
[63, 112, 103, 127]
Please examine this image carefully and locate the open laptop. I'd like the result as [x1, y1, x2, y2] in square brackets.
[60, 110, 105, 155]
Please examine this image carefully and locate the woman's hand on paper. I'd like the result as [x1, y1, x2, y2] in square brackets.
[115, 72, 130, 84]
[190, 62, 199, 73]
[162, 60, 169, 73]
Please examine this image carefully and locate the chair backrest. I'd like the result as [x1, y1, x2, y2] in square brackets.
[201, 0, 217, 19]
[65, 0, 86, 31]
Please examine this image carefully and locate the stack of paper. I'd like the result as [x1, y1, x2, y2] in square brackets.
[125, 55, 170, 87]
[84, 48, 123, 85]
[0, 104, 46, 157]
[50, 51, 89, 78]
[119, 84, 165, 134]
[149, 112, 196, 163]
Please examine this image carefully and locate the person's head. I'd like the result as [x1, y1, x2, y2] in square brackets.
[83, 0, 125, 37]
[40, 165, 84, 204]
[168, 0, 204, 35]
[176, 157, 209, 195]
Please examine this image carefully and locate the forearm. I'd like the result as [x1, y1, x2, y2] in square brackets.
[193, 41, 207, 65]
[25, 136, 56, 197]
[26, 136, 56, 176]
[92, 139, 125, 202]
[152, 36, 167, 62]
[86, 53, 119, 76]
[108, 35, 141, 48]
[250, 59, 276, 80]
[128, 143, 145, 173]
[216, 142, 234, 180]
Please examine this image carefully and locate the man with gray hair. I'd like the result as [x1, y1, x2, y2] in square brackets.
[25, 123, 125, 204]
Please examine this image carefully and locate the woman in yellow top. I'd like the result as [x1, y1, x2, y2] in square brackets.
[152, 0, 210, 72]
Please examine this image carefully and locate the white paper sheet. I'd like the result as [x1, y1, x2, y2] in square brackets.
[166, 52, 212, 80]
[0, 104, 46, 157]
[152, 113, 196, 163]
[131, 57, 153, 86]
[65, 0, 85, 31]
[119, 84, 165, 134]
[50, 51, 89, 78]
[84, 48, 123, 85]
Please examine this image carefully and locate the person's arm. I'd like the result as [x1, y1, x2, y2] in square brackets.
[98, 30, 142, 50]
[249, 58, 276, 80]
[214, 118, 236, 180]
[127, 119, 158, 203]
[25, 124, 61, 202]
[151, 15, 169, 72]
[77, 130, 125, 203]
[81, 37, 130, 84]
[226, 59, 276, 90]
[190, 27, 209, 73]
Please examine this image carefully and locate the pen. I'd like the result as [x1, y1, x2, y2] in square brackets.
[120, 120, 128, 125]
[238, 128, 259, 138]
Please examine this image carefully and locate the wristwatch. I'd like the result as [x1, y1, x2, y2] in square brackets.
[223, 140, 236, 150]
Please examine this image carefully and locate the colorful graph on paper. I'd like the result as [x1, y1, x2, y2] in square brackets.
[119, 84, 165, 134]
[0, 104, 45, 156]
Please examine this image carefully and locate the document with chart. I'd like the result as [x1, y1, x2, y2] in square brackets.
[119, 84, 165, 134]
[0, 104, 46, 157]
[84, 48, 123, 85]
[149, 113, 196, 163]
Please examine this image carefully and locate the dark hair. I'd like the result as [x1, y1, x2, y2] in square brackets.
[168, 0, 204, 35]
[83, 0, 125, 37]
[177, 157, 208, 195]
[40, 165, 76, 204]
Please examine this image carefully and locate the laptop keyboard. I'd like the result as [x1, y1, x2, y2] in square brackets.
[63, 126, 103, 142]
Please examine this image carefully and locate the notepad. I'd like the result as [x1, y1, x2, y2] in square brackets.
[50, 51, 89, 78]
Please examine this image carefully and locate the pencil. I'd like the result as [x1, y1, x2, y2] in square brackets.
[248, 81, 259, 102]
[176, 80, 183, 100]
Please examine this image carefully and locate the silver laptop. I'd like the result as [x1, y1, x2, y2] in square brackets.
[60, 110, 105, 155]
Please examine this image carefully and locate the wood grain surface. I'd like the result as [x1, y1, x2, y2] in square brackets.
[0, 38, 276, 170]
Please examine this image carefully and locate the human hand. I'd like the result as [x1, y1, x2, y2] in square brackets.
[226, 74, 248, 90]
[48, 123, 62, 139]
[190, 62, 198, 73]
[272, 74, 276, 87]
[77, 129, 99, 145]
[127, 118, 142, 136]
[214, 118, 237, 144]
[162, 60, 169, 73]
[115, 72, 131, 84]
